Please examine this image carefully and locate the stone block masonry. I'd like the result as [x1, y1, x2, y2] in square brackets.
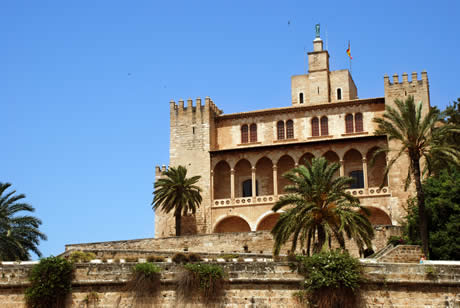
[0, 261, 459, 307]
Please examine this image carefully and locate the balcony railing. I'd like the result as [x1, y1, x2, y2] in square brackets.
[212, 187, 390, 208]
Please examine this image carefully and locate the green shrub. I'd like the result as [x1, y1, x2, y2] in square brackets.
[25, 256, 74, 308]
[387, 236, 406, 246]
[69, 251, 96, 263]
[177, 263, 226, 303]
[221, 254, 238, 261]
[172, 252, 189, 264]
[147, 255, 166, 262]
[126, 262, 162, 305]
[295, 250, 362, 308]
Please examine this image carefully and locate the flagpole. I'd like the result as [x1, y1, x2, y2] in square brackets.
[304, 47, 306, 74]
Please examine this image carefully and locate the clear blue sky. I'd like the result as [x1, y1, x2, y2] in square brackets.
[2, 0, 459, 258]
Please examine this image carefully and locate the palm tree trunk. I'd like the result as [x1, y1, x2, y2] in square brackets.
[175, 214, 181, 236]
[412, 157, 429, 258]
[315, 227, 326, 254]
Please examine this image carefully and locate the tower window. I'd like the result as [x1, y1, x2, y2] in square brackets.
[355, 113, 363, 132]
[320, 116, 329, 136]
[241, 125, 248, 143]
[317, 87, 320, 95]
[250, 123, 257, 142]
[345, 114, 354, 133]
[299, 93, 304, 104]
[286, 120, 294, 139]
[337, 88, 342, 100]
[311, 117, 319, 137]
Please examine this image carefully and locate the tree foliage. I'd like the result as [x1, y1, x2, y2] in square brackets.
[0, 183, 47, 260]
[152, 166, 202, 236]
[271, 157, 374, 256]
[403, 169, 460, 260]
[373, 96, 459, 257]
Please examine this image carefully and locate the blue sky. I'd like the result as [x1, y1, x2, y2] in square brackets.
[1, 0, 459, 258]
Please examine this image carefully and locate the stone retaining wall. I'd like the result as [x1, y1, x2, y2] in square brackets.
[66, 226, 402, 257]
[1, 261, 459, 307]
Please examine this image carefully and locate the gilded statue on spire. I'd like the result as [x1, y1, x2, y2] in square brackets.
[315, 23, 320, 38]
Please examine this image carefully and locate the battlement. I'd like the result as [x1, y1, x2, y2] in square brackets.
[154, 165, 168, 178]
[384, 71, 428, 87]
[169, 97, 223, 118]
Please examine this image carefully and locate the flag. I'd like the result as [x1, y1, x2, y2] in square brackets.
[346, 41, 352, 59]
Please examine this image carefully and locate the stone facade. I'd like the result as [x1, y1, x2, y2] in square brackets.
[66, 227, 402, 258]
[155, 33, 431, 240]
[1, 261, 459, 307]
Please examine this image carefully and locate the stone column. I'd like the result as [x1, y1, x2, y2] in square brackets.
[273, 165, 278, 196]
[339, 160, 345, 177]
[210, 170, 214, 200]
[251, 167, 256, 198]
[362, 158, 369, 190]
[230, 169, 235, 199]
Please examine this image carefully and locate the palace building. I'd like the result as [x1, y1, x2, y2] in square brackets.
[154, 33, 430, 238]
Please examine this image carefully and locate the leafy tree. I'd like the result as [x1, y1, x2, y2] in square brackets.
[0, 183, 47, 260]
[429, 98, 460, 173]
[152, 166, 202, 236]
[373, 96, 459, 257]
[271, 157, 374, 256]
[403, 169, 460, 260]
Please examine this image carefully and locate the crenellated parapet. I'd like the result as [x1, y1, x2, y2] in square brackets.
[154, 165, 168, 179]
[384, 71, 430, 110]
[169, 97, 223, 124]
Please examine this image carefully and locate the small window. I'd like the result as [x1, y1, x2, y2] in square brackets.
[349, 170, 364, 189]
[320, 116, 329, 136]
[286, 120, 294, 139]
[317, 87, 320, 95]
[277, 121, 285, 140]
[311, 117, 319, 137]
[355, 113, 363, 132]
[345, 114, 354, 133]
[241, 125, 248, 143]
[242, 179, 258, 197]
[250, 123, 257, 142]
[337, 88, 342, 100]
[299, 93, 304, 104]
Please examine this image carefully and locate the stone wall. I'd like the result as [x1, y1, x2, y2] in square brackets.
[66, 227, 402, 257]
[377, 245, 423, 263]
[1, 261, 459, 307]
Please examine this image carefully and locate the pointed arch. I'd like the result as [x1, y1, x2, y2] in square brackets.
[256, 157, 273, 196]
[234, 159, 252, 197]
[344, 149, 363, 188]
[256, 213, 281, 231]
[277, 155, 295, 194]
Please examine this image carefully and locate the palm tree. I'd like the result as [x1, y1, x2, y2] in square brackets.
[271, 157, 374, 256]
[0, 183, 47, 260]
[152, 165, 202, 236]
[373, 96, 459, 258]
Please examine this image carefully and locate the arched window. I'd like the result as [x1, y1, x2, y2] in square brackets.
[355, 113, 363, 132]
[241, 125, 248, 143]
[250, 124, 257, 142]
[299, 93, 304, 104]
[337, 88, 342, 100]
[286, 120, 294, 139]
[320, 116, 329, 136]
[311, 117, 319, 137]
[345, 114, 354, 133]
[277, 121, 285, 140]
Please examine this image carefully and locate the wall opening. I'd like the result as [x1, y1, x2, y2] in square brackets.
[367, 147, 388, 187]
[256, 213, 281, 231]
[214, 216, 251, 233]
[213, 161, 231, 199]
[360, 207, 392, 225]
[299, 92, 304, 104]
[234, 159, 252, 197]
[256, 157, 274, 196]
[337, 88, 342, 100]
[343, 149, 363, 188]
[277, 155, 295, 194]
